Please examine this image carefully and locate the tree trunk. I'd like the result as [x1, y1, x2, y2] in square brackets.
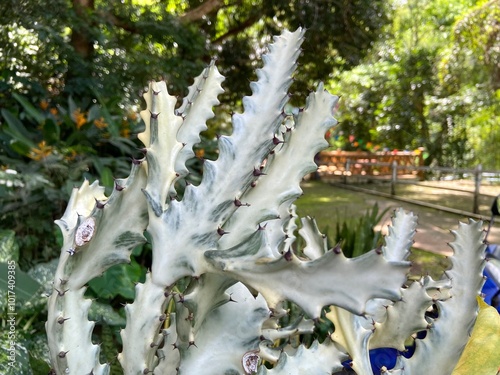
[71, 0, 95, 59]
[180, 0, 223, 24]
[66, 0, 95, 95]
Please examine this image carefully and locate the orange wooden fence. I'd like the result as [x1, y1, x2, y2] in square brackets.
[317, 151, 424, 178]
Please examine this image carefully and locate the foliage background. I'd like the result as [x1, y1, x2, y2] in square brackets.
[0, 0, 392, 268]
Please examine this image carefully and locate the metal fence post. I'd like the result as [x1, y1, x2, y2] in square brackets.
[343, 160, 351, 184]
[391, 161, 397, 196]
[473, 164, 482, 214]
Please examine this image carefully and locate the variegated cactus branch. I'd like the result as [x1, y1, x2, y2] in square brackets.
[46, 28, 489, 375]
[47, 164, 148, 374]
[383, 220, 486, 374]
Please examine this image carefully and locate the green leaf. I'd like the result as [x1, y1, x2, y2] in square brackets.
[41, 118, 60, 144]
[90, 88, 119, 137]
[87, 103, 101, 123]
[89, 301, 126, 326]
[8, 140, 31, 155]
[0, 339, 33, 375]
[26, 334, 51, 375]
[12, 93, 45, 124]
[68, 95, 78, 117]
[88, 259, 144, 300]
[0, 262, 43, 304]
[29, 356, 51, 375]
[55, 103, 68, 117]
[28, 259, 58, 296]
[452, 297, 500, 375]
[0, 229, 19, 263]
[100, 166, 114, 190]
[1, 109, 36, 149]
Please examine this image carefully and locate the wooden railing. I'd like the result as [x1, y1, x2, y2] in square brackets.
[317, 150, 425, 178]
[317, 155, 500, 215]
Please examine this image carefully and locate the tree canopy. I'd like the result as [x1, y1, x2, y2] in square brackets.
[329, 0, 500, 169]
[0, 0, 389, 107]
[2, 0, 499, 169]
[0, 0, 391, 262]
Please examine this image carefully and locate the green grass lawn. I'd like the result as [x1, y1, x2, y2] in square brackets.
[295, 180, 371, 229]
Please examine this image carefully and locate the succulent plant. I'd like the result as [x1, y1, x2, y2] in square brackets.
[46, 28, 494, 375]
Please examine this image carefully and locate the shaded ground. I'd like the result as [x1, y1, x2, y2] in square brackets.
[296, 180, 500, 278]
[350, 179, 498, 218]
[296, 181, 500, 279]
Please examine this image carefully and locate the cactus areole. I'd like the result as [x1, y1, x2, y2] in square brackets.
[46, 28, 488, 375]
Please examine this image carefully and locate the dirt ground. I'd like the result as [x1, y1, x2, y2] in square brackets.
[300, 181, 500, 256]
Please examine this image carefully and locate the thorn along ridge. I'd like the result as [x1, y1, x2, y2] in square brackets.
[332, 244, 342, 254]
[234, 198, 250, 207]
[217, 227, 229, 236]
[57, 316, 70, 324]
[55, 288, 69, 297]
[115, 181, 125, 191]
[253, 168, 266, 177]
[272, 135, 284, 145]
[95, 199, 106, 209]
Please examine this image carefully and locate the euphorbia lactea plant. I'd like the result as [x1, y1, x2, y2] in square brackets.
[46, 29, 490, 375]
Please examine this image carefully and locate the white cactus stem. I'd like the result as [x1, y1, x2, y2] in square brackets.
[45, 28, 489, 375]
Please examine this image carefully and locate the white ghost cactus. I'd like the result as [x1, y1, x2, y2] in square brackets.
[46, 28, 487, 375]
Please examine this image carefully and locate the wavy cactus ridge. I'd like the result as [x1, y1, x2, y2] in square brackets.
[174, 61, 224, 189]
[181, 273, 237, 335]
[59, 162, 148, 290]
[385, 219, 487, 374]
[141, 80, 184, 216]
[175, 283, 269, 375]
[46, 162, 148, 374]
[257, 339, 347, 374]
[382, 207, 418, 262]
[154, 314, 180, 375]
[47, 287, 109, 375]
[118, 272, 171, 374]
[55, 179, 106, 235]
[233, 28, 304, 139]
[148, 28, 309, 287]
[199, 28, 304, 193]
[206, 229, 410, 318]
[220, 84, 339, 251]
[327, 305, 374, 374]
[370, 278, 439, 351]
[323, 208, 418, 373]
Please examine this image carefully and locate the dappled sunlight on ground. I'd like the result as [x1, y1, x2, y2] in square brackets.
[298, 181, 500, 256]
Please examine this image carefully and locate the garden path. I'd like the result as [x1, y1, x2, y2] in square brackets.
[350, 187, 499, 256]
[300, 182, 500, 256]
